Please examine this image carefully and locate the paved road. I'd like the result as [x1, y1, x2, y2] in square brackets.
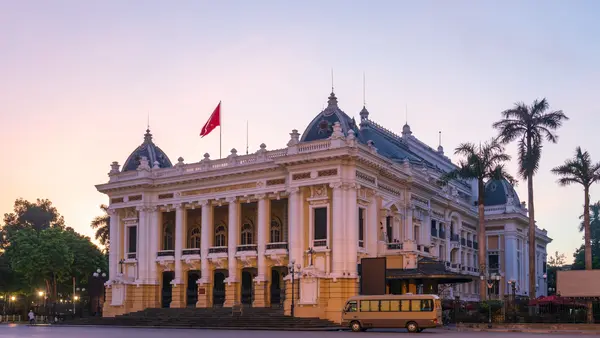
[0, 325, 586, 337]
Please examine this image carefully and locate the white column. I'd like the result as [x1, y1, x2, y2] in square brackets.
[367, 193, 378, 257]
[256, 194, 269, 281]
[148, 207, 159, 284]
[227, 197, 239, 282]
[346, 184, 358, 277]
[331, 182, 344, 276]
[174, 203, 185, 284]
[135, 207, 146, 282]
[405, 207, 414, 240]
[200, 200, 211, 283]
[108, 208, 120, 281]
[287, 187, 300, 265]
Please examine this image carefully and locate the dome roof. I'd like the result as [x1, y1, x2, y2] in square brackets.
[300, 92, 360, 142]
[122, 128, 173, 172]
[484, 178, 521, 207]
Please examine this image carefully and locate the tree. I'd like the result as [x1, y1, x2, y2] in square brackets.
[548, 251, 567, 267]
[546, 251, 567, 295]
[4, 227, 74, 300]
[442, 139, 514, 300]
[90, 204, 110, 250]
[572, 202, 600, 270]
[1, 198, 65, 248]
[552, 147, 600, 271]
[493, 98, 568, 299]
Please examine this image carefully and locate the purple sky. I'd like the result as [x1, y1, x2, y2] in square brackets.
[1, 0, 599, 262]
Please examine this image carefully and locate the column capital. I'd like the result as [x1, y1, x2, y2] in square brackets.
[225, 196, 238, 204]
[256, 193, 268, 200]
[342, 182, 359, 190]
[198, 199, 210, 207]
[329, 182, 343, 190]
[136, 205, 156, 213]
[107, 207, 118, 216]
[286, 187, 300, 194]
[173, 203, 185, 210]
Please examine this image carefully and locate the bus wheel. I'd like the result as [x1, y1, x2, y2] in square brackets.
[350, 321, 362, 332]
[406, 321, 419, 333]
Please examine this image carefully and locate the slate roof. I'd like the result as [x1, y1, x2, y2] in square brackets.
[483, 178, 521, 206]
[122, 129, 173, 172]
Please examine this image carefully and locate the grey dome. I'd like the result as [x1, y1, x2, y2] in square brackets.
[122, 129, 173, 172]
[484, 178, 521, 206]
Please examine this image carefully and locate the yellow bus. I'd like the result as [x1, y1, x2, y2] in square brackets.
[341, 294, 442, 333]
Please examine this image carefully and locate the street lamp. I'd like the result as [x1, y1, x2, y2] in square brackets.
[92, 269, 107, 316]
[287, 260, 301, 318]
[480, 273, 501, 328]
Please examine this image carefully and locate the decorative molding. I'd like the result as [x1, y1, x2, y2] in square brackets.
[309, 184, 328, 199]
[286, 187, 300, 194]
[266, 178, 285, 186]
[292, 172, 311, 180]
[181, 182, 257, 197]
[356, 171, 376, 184]
[158, 193, 174, 200]
[111, 197, 124, 204]
[226, 196, 237, 203]
[329, 182, 343, 189]
[128, 195, 142, 201]
[378, 183, 401, 197]
[317, 169, 338, 177]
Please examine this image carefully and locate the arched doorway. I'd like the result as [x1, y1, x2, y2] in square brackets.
[161, 271, 174, 308]
[241, 269, 256, 306]
[213, 271, 226, 307]
[186, 270, 200, 307]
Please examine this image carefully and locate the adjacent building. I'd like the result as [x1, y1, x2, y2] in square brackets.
[97, 92, 551, 322]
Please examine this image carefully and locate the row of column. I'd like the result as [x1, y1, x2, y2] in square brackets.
[108, 183, 369, 286]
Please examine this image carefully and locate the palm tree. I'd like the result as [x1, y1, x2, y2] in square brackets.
[90, 204, 110, 250]
[443, 139, 514, 300]
[493, 98, 568, 298]
[552, 147, 600, 271]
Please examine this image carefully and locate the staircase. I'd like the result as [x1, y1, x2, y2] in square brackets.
[59, 307, 340, 330]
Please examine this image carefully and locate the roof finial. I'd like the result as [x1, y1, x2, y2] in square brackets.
[147, 111, 150, 130]
[331, 68, 334, 93]
[363, 72, 366, 107]
[438, 131, 442, 147]
[405, 103, 408, 124]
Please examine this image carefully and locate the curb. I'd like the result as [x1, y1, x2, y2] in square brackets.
[457, 328, 600, 335]
[49, 324, 346, 331]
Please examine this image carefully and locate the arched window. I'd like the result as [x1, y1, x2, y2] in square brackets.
[214, 223, 227, 247]
[270, 216, 282, 243]
[241, 218, 254, 245]
[163, 220, 174, 250]
[189, 227, 201, 248]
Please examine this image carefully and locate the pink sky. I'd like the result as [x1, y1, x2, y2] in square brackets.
[2, 1, 600, 262]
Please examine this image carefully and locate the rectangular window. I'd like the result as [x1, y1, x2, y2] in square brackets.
[360, 300, 379, 312]
[358, 208, 365, 242]
[400, 300, 410, 311]
[410, 299, 433, 312]
[386, 216, 393, 243]
[313, 207, 327, 240]
[543, 261, 547, 273]
[488, 254, 499, 270]
[128, 226, 137, 253]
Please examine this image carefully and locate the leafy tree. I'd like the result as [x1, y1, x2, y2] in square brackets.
[493, 98, 568, 298]
[90, 204, 110, 250]
[548, 251, 567, 267]
[572, 202, 600, 270]
[1, 198, 65, 248]
[62, 227, 108, 291]
[552, 147, 600, 271]
[546, 251, 567, 295]
[442, 139, 514, 300]
[5, 227, 73, 300]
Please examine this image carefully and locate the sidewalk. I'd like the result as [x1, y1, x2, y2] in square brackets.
[455, 323, 600, 335]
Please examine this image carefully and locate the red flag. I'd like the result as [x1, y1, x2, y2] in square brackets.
[200, 102, 221, 137]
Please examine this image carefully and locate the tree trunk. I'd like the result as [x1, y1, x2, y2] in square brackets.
[527, 173, 536, 299]
[584, 188, 594, 324]
[478, 179, 487, 301]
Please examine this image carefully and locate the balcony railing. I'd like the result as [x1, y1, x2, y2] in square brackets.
[314, 239, 327, 247]
[237, 244, 257, 252]
[461, 238, 466, 246]
[387, 242, 403, 250]
[467, 240, 473, 247]
[431, 228, 438, 237]
[266, 242, 288, 250]
[157, 250, 174, 257]
[439, 230, 446, 239]
[451, 234, 459, 242]
[208, 246, 228, 254]
[182, 248, 201, 256]
[473, 241, 479, 249]
[127, 252, 137, 259]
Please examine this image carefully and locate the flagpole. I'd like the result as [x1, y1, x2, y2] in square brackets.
[219, 101, 222, 159]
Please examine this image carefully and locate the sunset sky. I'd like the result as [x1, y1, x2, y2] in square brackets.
[1, 0, 599, 262]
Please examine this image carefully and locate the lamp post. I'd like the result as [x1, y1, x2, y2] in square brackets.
[287, 260, 301, 318]
[480, 272, 501, 328]
[92, 269, 107, 316]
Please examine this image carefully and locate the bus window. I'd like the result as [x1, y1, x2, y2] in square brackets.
[400, 300, 410, 311]
[390, 300, 400, 311]
[360, 300, 379, 312]
[421, 299, 433, 311]
[410, 300, 422, 311]
[345, 301, 357, 312]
